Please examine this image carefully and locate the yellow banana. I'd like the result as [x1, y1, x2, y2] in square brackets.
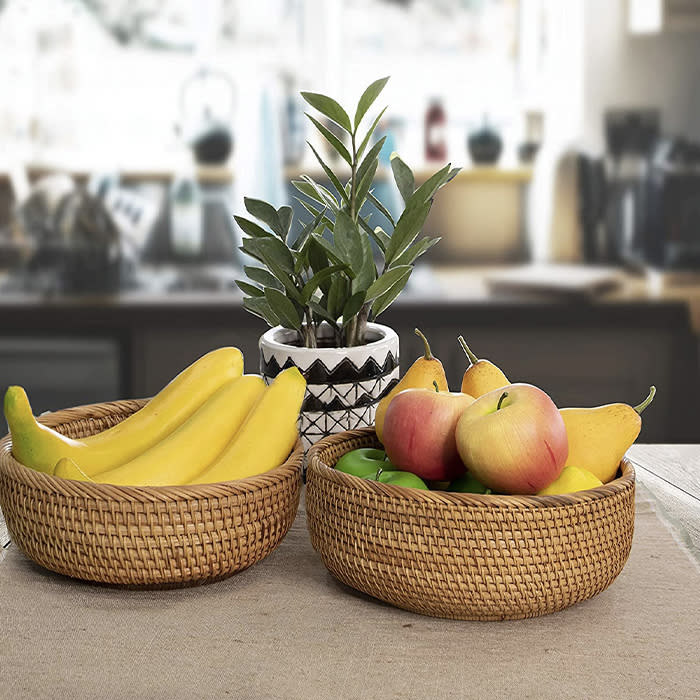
[89, 375, 266, 486]
[54, 458, 93, 482]
[4, 346, 244, 475]
[188, 367, 305, 484]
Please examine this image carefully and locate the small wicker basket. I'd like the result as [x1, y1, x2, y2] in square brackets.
[306, 428, 635, 621]
[0, 399, 303, 588]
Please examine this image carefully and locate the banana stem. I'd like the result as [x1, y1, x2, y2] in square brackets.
[497, 392, 508, 411]
[457, 336, 479, 366]
[414, 328, 434, 360]
[634, 386, 656, 414]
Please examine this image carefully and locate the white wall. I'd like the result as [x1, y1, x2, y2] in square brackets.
[582, 0, 700, 153]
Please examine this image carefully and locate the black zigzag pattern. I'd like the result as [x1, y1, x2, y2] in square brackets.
[261, 351, 398, 383]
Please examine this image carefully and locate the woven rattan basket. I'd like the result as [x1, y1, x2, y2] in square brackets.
[0, 399, 303, 588]
[306, 428, 635, 621]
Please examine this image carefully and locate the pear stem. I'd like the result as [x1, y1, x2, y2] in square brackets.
[457, 336, 479, 366]
[432, 380, 439, 393]
[414, 328, 434, 360]
[497, 392, 508, 411]
[634, 386, 656, 415]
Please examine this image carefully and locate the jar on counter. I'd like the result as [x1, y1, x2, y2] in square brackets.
[424, 98, 447, 162]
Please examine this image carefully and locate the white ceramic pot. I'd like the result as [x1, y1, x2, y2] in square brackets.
[259, 322, 400, 449]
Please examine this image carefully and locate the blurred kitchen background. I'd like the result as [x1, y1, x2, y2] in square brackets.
[0, 0, 699, 442]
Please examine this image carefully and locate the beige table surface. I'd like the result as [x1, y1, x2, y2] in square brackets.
[1, 445, 699, 700]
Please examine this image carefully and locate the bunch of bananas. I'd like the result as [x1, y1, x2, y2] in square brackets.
[3, 347, 306, 487]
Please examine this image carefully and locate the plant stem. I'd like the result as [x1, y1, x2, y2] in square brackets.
[350, 130, 357, 221]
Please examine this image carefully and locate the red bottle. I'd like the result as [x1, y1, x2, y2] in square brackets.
[425, 98, 447, 162]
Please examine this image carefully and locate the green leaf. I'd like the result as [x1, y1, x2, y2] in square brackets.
[240, 236, 294, 274]
[292, 179, 326, 207]
[356, 135, 386, 186]
[357, 106, 387, 160]
[351, 232, 376, 295]
[300, 91, 352, 133]
[289, 207, 327, 250]
[358, 217, 386, 253]
[264, 288, 302, 330]
[301, 264, 347, 303]
[309, 300, 339, 326]
[234, 215, 273, 239]
[392, 236, 441, 267]
[240, 237, 304, 304]
[364, 264, 413, 302]
[327, 274, 350, 319]
[384, 199, 431, 264]
[390, 152, 415, 204]
[354, 76, 389, 130]
[413, 163, 453, 204]
[332, 209, 364, 267]
[370, 267, 412, 319]
[307, 141, 350, 206]
[295, 198, 334, 231]
[300, 175, 339, 212]
[243, 296, 279, 326]
[235, 280, 265, 297]
[305, 113, 352, 166]
[244, 197, 283, 237]
[310, 233, 354, 274]
[354, 158, 378, 213]
[366, 190, 395, 227]
[278, 205, 293, 237]
[342, 291, 366, 326]
[244, 265, 283, 291]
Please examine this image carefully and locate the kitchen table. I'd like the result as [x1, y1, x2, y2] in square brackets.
[1, 445, 699, 700]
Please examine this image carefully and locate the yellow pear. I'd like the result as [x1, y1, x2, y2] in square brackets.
[560, 386, 656, 483]
[458, 336, 509, 398]
[374, 328, 448, 442]
[537, 466, 603, 495]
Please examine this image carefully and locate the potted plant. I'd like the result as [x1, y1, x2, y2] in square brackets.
[235, 76, 458, 447]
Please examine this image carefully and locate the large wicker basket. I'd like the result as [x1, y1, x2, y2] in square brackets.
[0, 399, 303, 587]
[306, 428, 635, 621]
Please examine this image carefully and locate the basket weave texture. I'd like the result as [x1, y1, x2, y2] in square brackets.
[306, 428, 635, 620]
[0, 399, 303, 588]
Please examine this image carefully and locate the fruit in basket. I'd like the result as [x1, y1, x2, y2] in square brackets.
[83, 375, 266, 486]
[447, 472, 492, 494]
[365, 467, 429, 490]
[335, 448, 398, 478]
[374, 328, 448, 442]
[537, 466, 603, 495]
[4, 347, 244, 475]
[54, 457, 92, 481]
[382, 381, 474, 481]
[455, 383, 568, 495]
[559, 386, 656, 483]
[458, 336, 509, 398]
[188, 366, 306, 484]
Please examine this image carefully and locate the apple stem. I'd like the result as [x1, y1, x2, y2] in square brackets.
[432, 380, 439, 393]
[497, 392, 508, 411]
[633, 386, 656, 415]
[375, 468, 383, 481]
[457, 336, 479, 366]
[414, 328, 434, 360]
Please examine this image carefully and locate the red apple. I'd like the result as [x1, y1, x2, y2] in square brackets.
[455, 383, 568, 494]
[381, 387, 475, 481]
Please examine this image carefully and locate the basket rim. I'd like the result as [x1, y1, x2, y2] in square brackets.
[0, 398, 303, 501]
[307, 427, 635, 509]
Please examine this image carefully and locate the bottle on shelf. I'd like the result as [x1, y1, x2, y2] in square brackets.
[424, 98, 447, 162]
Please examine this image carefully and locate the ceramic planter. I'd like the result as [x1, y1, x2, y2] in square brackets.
[259, 323, 400, 448]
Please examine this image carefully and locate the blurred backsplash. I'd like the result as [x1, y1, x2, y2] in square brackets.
[1, 0, 700, 291]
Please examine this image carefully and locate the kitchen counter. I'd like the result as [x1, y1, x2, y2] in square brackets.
[0, 264, 698, 442]
[1, 445, 699, 699]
